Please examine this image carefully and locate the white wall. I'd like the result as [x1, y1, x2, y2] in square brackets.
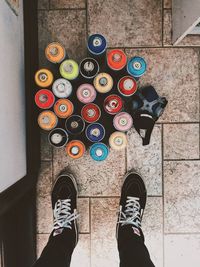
[0, 0, 26, 193]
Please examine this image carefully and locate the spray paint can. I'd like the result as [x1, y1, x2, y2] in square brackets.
[60, 59, 79, 80]
[35, 69, 54, 88]
[54, 99, 74, 118]
[38, 111, 58, 131]
[81, 103, 101, 123]
[79, 58, 99, 79]
[66, 140, 85, 159]
[104, 94, 123, 115]
[52, 78, 73, 98]
[109, 131, 127, 150]
[48, 128, 68, 147]
[107, 49, 127, 71]
[87, 34, 107, 56]
[76, 84, 97, 104]
[118, 76, 137, 97]
[86, 123, 105, 142]
[65, 115, 85, 135]
[45, 42, 66, 64]
[35, 89, 55, 109]
[90, 143, 109, 161]
[113, 112, 133, 132]
[127, 57, 147, 79]
[93, 73, 113, 93]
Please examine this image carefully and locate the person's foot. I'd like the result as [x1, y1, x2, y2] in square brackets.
[51, 172, 79, 245]
[116, 171, 147, 240]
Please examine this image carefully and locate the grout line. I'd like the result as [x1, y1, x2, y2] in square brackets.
[161, 0, 164, 47]
[40, 158, 53, 162]
[116, 46, 200, 50]
[77, 195, 162, 198]
[85, 0, 89, 39]
[161, 123, 165, 267]
[198, 50, 200, 160]
[164, 158, 200, 161]
[164, 232, 200, 235]
[89, 197, 92, 267]
[156, 121, 200, 125]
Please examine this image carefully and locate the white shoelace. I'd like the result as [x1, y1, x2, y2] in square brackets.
[53, 199, 79, 230]
[118, 197, 142, 228]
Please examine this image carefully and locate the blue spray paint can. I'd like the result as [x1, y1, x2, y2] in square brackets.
[127, 56, 147, 79]
[86, 123, 105, 142]
[90, 143, 109, 161]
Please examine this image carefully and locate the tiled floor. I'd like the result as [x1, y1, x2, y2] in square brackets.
[36, 0, 200, 266]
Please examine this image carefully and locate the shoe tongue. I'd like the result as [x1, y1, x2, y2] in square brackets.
[53, 228, 64, 236]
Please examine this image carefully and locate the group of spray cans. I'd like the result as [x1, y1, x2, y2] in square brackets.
[35, 34, 147, 161]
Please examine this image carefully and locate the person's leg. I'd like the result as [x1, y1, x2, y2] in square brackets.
[116, 171, 155, 267]
[33, 172, 79, 267]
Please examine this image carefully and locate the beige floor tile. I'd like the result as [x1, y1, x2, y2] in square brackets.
[143, 197, 163, 267]
[88, 0, 162, 47]
[53, 147, 126, 196]
[38, 0, 49, 10]
[126, 48, 200, 122]
[50, 0, 85, 9]
[37, 234, 90, 267]
[37, 196, 53, 233]
[163, 10, 200, 46]
[71, 234, 91, 267]
[91, 198, 119, 267]
[78, 198, 90, 233]
[40, 132, 52, 161]
[164, 161, 200, 233]
[37, 161, 52, 197]
[165, 234, 200, 267]
[38, 10, 87, 67]
[37, 234, 49, 258]
[163, 123, 199, 159]
[127, 125, 162, 196]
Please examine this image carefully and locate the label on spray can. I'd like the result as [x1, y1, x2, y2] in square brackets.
[66, 140, 85, 159]
[45, 42, 66, 63]
[77, 84, 97, 104]
[87, 34, 107, 55]
[35, 69, 54, 88]
[81, 103, 101, 123]
[48, 128, 68, 147]
[93, 73, 113, 93]
[54, 99, 74, 118]
[80, 58, 99, 79]
[60, 59, 79, 80]
[52, 78, 73, 98]
[107, 49, 127, 71]
[109, 131, 127, 150]
[65, 115, 85, 135]
[127, 57, 147, 78]
[35, 89, 55, 109]
[90, 143, 109, 161]
[104, 94, 123, 115]
[113, 112, 133, 132]
[86, 123, 105, 142]
[118, 76, 137, 97]
[38, 111, 58, 131]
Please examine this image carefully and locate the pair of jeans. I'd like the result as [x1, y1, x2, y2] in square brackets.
[33, 227, 155, 267]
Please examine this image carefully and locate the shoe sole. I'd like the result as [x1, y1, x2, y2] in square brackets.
[51, 171, 79, 245]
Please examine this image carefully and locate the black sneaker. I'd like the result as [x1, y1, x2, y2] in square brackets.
[116, 171, 147, 240]
[51, 172, 79, 245]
